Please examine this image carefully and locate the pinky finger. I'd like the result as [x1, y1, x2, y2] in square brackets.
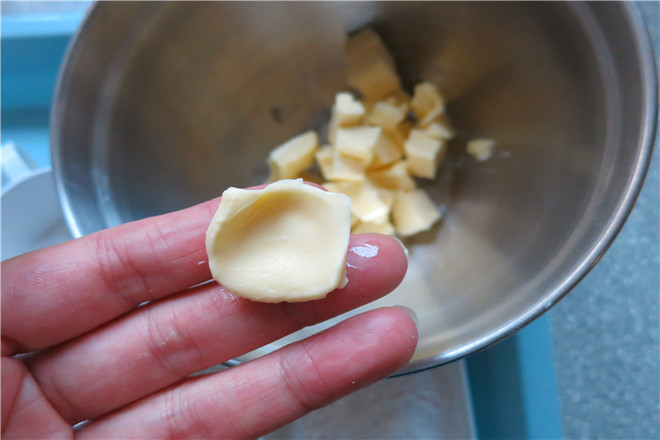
[75, 307, 418, 439]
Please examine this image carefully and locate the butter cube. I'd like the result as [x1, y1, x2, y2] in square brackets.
[316, 145, 366, 181]
[386, 90, 412, 109]
[411, 82, 445, 127]
[328, 150, 367, 181]
[345, 28, 397, 70]
[347, 60, 401, 101]
[392, 189, 442, 237]
[404, 129, 446, 179]
[367, 160, 416, 191]
[424, 117, 455, 140]
[324, 180, 390, 222]
[371, 131, 404, 168]
[268, 131, 319, 181]
[346, 29, 401, 100]
[352, 217, 396, 235]
[334, 92, 365, 125]
[467, 138, 496, 161]
[335, 126, 382, 165]
[315, 145, 334, 180]
[376, 187, 395, 210]
[366, 100, 407, 131]
[389, 120, 412, 145]
[328, 92, 366, 144]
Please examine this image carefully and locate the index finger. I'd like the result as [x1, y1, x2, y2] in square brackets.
[1, 196, 221, 354]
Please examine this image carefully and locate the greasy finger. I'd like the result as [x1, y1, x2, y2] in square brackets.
[76, 307, 418, 439]
[27, 234, 407, 424]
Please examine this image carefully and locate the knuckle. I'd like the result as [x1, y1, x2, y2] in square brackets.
[91, 232, 149, 308]
[278, 345, 333, 414]
[143, 306, 208, 382]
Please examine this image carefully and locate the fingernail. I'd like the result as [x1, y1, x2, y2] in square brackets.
[391, 236, 409, 258]
[393, 305, 418, 327]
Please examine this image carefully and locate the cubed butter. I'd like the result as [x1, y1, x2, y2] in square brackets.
[346, 29, 401, 100]
[424, 118, 455, 140]
[316, 145, 366, 182]
[268, 131, 319, 181]
[466, 138, 496, 161]
[206, 179, 351, 303]
[404, 129, 446, 179]
[366, 100, 407, 131]
[333, 92, 365, 126]
[392, 189, 442, 237]
[352, 217, 396, 235]
[385, 90, 411, 111]
[345, 28, 397, 70]
[324, 180, 390, 223]
[335, 126, 382, 165]
[367, 160, 416, 191]
[411, 82, 445, 127]
[315, 145, 334, 180]
[328, 92, 366, 144]
[371, 131, 404, 168]
[389, 120, 412, 145]
[328, 149, 367, 182]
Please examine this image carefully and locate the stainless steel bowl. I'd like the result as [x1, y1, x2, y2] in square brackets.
[51, 1, 657, 373]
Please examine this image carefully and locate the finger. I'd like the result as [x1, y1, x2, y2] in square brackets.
[1, 182, 298, 354]
[27, 234, 407, 424]
[1, 358, 72, 439]
[1, 196, 220, 353]
[76, 307, 418, 439]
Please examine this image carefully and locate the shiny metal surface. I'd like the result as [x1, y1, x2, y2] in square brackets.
[51, 2, 657, 373]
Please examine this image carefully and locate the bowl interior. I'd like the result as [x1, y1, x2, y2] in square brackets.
[53, 2, 653, 369]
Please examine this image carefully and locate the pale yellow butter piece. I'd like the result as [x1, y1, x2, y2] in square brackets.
[366, 100, 407, 131]
[389, 120, 412, 145]
[268, 131, 318, 181]
[424, 118, 455, 140]
[333, 92, 365, 126]
[411, 82, 445, 127]
[371, 131, 404, 168]
[345, 29, 401, 100]
[324, 180, 390, 223]
[345, 28, 397, 70]
[327, 149, 367, 182]
[316, 144, 366, 182]
[335, 126, 381, 165]
[205, 179, 351, 303]
[404, 129, 446, 179]
[352, 217, 396, 235]
[467, 138, 496, 161]
[328, 92, 366, 144]
[385, 90, 411, 110]
[367, 160, 416, 191]
[315, 145, 334, 180]
[392, 189, 442, 237]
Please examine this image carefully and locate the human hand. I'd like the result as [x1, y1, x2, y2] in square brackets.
[1, 194, 417, 438]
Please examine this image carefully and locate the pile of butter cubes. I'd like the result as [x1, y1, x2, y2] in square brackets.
[266, 29, 494, 238]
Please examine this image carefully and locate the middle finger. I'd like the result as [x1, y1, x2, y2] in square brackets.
[26, 234, 406, 424]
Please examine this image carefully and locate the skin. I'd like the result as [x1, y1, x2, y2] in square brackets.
[1, 189, 417, 439]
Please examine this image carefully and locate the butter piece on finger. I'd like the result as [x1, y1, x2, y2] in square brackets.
[206, 179, 351, 303]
